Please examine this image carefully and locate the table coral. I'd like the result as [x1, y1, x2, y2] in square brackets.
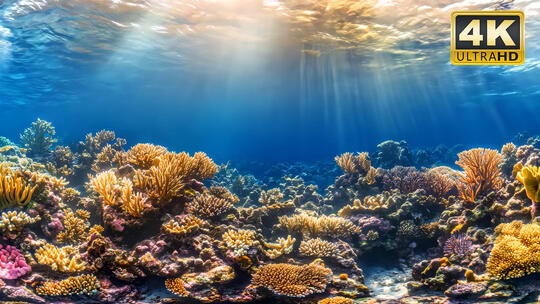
[36, 274, 100, 296]
[263, 235, 295, 259]
[0, 163, 38, 209]
[279, 213, 361, 238]
[0, 244, 31, 279]
[487, 221, 540, 279]
[299, 238, 340, 258]
[187, 194, 234, 218]
[35, 243, 86, 272]
[222, 229, 257, 257]
[338, 192, 394, 217]
[251, 263, 332, 297]
[165, 277, 189, 296]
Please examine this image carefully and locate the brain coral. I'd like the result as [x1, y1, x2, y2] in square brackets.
[487, 221, 540, 279]
[318, 297, 354, 304]
[251, 263, 332, 297]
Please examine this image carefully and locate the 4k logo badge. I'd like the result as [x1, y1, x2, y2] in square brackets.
[451, 11, 524, 65]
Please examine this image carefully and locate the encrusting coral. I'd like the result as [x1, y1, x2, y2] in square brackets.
[0, 244, 31, 279]
[487, 221, 540, 279]
[0, 163, 38, 209]
[162, 214, 206, 236]
[36, 274, 100, 296]
[251, 262, 332, 297]
[263, 235, 296, 259]
[35, 243, 86, 272]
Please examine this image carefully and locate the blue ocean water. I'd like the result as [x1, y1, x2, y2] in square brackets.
[0, 0, 539, 163]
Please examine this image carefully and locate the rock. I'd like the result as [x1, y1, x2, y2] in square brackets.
[0, 284, 46, 304]
[445, 282, 487, 298]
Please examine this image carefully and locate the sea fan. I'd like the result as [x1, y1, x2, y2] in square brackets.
[444, 233, 473, 257]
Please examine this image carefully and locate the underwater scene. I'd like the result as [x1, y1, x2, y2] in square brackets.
[0, 0, 540, 303]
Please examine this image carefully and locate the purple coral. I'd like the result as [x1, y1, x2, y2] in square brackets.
[0, 245, 31, 279]
[444, 234, 473, 257]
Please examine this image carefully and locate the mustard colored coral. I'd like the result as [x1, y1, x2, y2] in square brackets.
[318, 297, 354, 304]
[515, 165, 540, 202]
[162, 215, 206, 236]
[89, 170, 118, 206]
[0, 210, 38, 234]
[36, 274, 100, 296]
[251, 263, 332, 297]
[165, 277, 189, 296]
[126, 143, 167, 169]
[57, 209, 90, 245]
[187, 194, 233, 218]
[0, 163, 37, 209]
[263, 235, 296, 259]
[279, 213, 361, 238]
[487, 221, 540, 279]
[222, 229, 257, 256]
[335, 152, 371, 175]
[35, 243, 86, 272]
[455, 148, 503, 201]
[299, 238, 340, 258]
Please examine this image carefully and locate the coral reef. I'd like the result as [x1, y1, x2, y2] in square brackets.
[2, 126, 540, 303]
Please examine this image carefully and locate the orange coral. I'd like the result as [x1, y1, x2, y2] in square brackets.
[318, 297, 354, 304]
[251, 263, 332, 297]
[165, 278, 189, 296]
[89, 170, 118, 206]
[335, 152, 371, 175]
[455, 148, 503, 201]
[120, 179, 146, 217]
[35, 243, 86, 272]
[126, 143, 167, 169]
[36, 274, 100, 296]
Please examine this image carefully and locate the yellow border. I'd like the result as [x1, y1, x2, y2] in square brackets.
[450, 11, 524, 65]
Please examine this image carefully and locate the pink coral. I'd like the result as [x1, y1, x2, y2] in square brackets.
[0, 245, 31, 279]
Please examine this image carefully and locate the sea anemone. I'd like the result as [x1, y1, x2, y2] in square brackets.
[443, 233, 473, 257]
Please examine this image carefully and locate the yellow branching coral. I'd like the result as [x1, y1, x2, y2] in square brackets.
[318, 297, 354, 304]
[335, 152, 371, 175]
[35, 243, 86, 272]
[162, 215, 206, 236]
[126, 143, 167, 169]
[0, 210, 38, 233]
[187, 194, 234, 218]
[338, 192, 394, 217]
[165, 278, 189, 296]
[57, 209, 90, 245]
[89, 170, 118, 206]
[515, 165, 540, 202]
[120, 179, 146, 217]
[36, 274, 100, 296]
[259, 188, 284, 205]
[455, 148, 503, 201]
[222, 229, 257, 256]
[263, 235, 296, 259]
[501, 142, 517, 158]
[251, 263, 332, 297]
[487, 221, 540, 279]
[279, 213, 361, 238]
[0, 163, 37, 209]
[299, 238, 340, 258]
